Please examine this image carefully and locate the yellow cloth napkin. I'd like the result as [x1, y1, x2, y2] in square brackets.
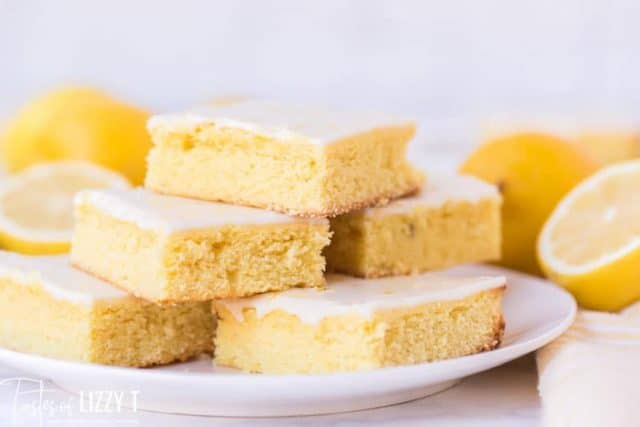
[537, 306, 640, 427]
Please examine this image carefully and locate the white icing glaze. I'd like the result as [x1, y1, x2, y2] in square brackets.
[148, 99, 414, 145]
[75, 188, 327, 232]
[218, 272, 505, 324]
[0, 252, 127, 306]
[362, 173, 500, 216]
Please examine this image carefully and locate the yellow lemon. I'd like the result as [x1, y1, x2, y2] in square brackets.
[573, 131, 640, 166]
[1, 87, 151, 184]
[538, 160, 640, 311]
[460, 132, 597, 275]
[0, 161, 129, 254]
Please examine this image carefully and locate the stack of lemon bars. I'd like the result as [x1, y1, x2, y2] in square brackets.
[0, 99, 505, 373]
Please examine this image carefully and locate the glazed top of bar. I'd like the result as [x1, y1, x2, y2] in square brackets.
[75, 188, 327, 232]
[147, 99, 415, 145]
[362, 173, 501, 216]
[218, 272, 506, 324]
[0, 252, 127, 305]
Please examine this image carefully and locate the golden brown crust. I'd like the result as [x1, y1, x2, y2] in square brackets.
[136, 352, 213, 369]
[0, 342, 211, 369]
[478, 286, 506, 354]
[313, 183, 423, 219]
[146, 181, 423, 219]
[481, 314, 506, 353]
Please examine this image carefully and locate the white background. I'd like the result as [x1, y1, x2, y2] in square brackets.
[2, 0, 640, 122]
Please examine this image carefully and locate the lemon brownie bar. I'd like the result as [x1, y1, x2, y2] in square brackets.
[214, 273, 505, 374]
[325, 174, 501, 277]
[71, 188, 330, 302]
[145, 99, 424, 217]
[0, 252, 213, 367]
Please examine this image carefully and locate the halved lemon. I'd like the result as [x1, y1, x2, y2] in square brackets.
[0, 161, 130, 254]
[538, 160, 640, 311]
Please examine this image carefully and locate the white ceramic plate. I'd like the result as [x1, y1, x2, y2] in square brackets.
[0, 264, 576, 417]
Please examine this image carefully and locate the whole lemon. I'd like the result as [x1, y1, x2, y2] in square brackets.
[1, 87, 151, 184]
[572, 130, 640, 166]
[460, 132, 597, 275]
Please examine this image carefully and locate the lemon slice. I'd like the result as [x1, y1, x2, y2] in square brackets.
[538, 160, 640, 310]
[0, 161, 130, 254]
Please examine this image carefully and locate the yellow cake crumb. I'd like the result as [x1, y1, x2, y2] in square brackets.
[325, 174, 501, 277]
[214, 273, 505, 374]
[0, 253, 213, 367]
[71, 188, 331, 302]
[145, 99, 424, 217]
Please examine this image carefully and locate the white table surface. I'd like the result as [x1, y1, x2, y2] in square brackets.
[0, 355, 540, 426]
